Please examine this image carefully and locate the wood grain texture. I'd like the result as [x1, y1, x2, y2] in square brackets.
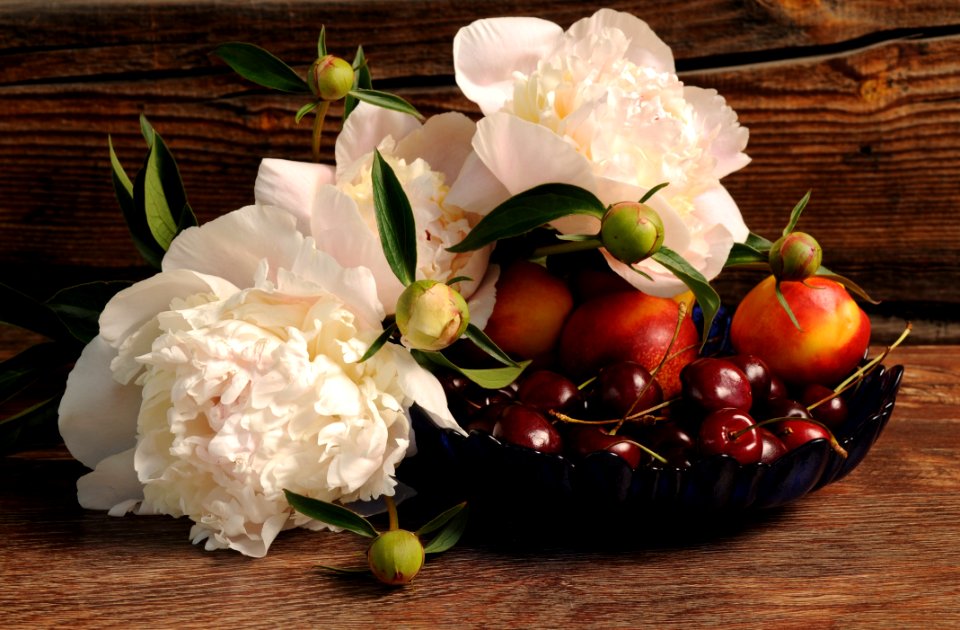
[2, 0, 960, 343]
[1, 344, 958, 627]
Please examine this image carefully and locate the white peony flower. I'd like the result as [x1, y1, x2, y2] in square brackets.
[58, 204, 461, 558]
[451, 8, 751, 296]
[255, 102, 497, 323]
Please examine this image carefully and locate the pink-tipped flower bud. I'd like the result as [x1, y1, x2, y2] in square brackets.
[600, 201, 665, 265]
[769, 231, 823, 281]
[395, 280, 470, 352]
[308, 55, 354, 101]
[367, 529, 425, 586]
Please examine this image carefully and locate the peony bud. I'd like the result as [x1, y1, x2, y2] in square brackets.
[395, 280, 470, 352]
[367, 529, 425, 585]
[600, 201, 665, 265]
[308, 55, 355, 101]
[769, 231, 822, 281]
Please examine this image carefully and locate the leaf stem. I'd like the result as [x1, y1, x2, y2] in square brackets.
[311, 101, 331, 163]
[531, 237, 602, 258]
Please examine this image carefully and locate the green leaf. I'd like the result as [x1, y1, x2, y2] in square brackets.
[651, 247, 721, 349]
[45, 281, 131, 344]
[782, 190, 811, 236]
[416, 501, 467, 537]
[0, 342, 73, 405]
[0, 396, 60, 455]
[413, 350, 529, 390]
[745, 231, 773, 250]
[295, 101, 319, 124]
[344, 46, 372, 121]
[774, 280, 803, 330]
[371, 150, 418, 286]
[724, 241, 769, 268]
[0, 284, 72, 341]
[421, 503, 469, 555]
[639, 182, 669, 204]
[445, 276, 473, 286]
[283, 490, 378, 538]
[108, 135, 133, 197]
[359, 323, 398, 363]
[815, 270, 880, 304]
[347, 88, 423, 121]
[138, 115, 198, 252]
[110, 138, 164, 268]
[464, 324, 518, 367]
[317, 26, 327, 58]
[214, 43, 312, 94]
[447, 184, 607, 253]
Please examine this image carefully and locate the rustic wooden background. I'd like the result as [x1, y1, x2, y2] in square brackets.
[2, 0, 960, 342]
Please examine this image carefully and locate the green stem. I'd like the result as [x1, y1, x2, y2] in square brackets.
[531, 237, 603, 258]
[385, 495, 399, 531]
[311, 101, 331, 163]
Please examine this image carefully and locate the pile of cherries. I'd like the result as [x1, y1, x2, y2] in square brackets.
[439, 354, 851, 469]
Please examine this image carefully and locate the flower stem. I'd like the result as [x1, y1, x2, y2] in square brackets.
[311, 101, 331, 163]
[385, 495, 399, 531]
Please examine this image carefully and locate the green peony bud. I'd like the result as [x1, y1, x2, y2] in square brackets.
[395, 279, 470, 352]
[367, 529, 425, 586]
[600, 201, 665, 265]
[769, 231, 823, 281]
[308, 55, 355, 101]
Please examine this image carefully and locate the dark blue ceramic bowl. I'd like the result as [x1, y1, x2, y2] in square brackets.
[401, 363, 903, 533]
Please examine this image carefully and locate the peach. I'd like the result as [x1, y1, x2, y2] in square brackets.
[483, 260, 574, 362]
[731, 275, 870, 386]
[558, 290, 699, 399]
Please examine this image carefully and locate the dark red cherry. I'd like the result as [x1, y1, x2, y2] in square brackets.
[603, 439, 646, 469]
[681, 358, 753, 413]
[697, 408, 763, 465]
[727, 354, 772, 402]
[565, 426, 646, 468]
[516, 370, 580, 413]
[595, 361, 663, 417]
[465, 401, 509, 434]
[758, 427, 788, 464]
[760, 397, 812, 421]
[767, 373, 788, 401]
[492, 404, 563, 454]
[799, 384, 849, 429]
[771, 418, 832, 452]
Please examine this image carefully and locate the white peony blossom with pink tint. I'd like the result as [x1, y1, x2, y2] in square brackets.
[255, 103, 497, 325]
[58, 204, 461, 558]
[451, 8, 750, 296]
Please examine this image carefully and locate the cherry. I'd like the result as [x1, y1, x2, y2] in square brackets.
[758, 427, 788, 464]
[771, 418, 832, 452]
[727, 354, 772, 402]
[681, 358, 753, 413]
[697, 408, 763, 465]
[465, 401, 509, 434]
[645, 422, 696, 468]
[759, 397, 812, 421]
[799, 383, 849, 429]
[595, 361, 663, 417]
[516, 370, 580, 413]
[565, 426, 646, 468]
[603, 439, 646, 469]
[767, 373, 788, 401]
[492, 404, 563, 454]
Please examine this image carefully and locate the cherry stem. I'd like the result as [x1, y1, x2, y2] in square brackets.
[311, 101, 331, 163]
[730, 416, 848, 458]
[631, 440, 668, 465]
[385, 495, 399, 531]
[829, 321, 912, 396]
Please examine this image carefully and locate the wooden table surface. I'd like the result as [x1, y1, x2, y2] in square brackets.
[2, 344, 958, 628]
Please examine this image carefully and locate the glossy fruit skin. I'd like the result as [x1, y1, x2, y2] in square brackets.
[559, 290, 699, 399]
[758, 427, 789, 464]
[516, 370, 580, 413]
[726, 354, 772, 402]
[680, 358, 753, 413]
[595, 361, 663, 417]
[800, 383, 849, 429]
[565, 426, 645, 468]
[492, 405, 563, 454]
[731, 275, 871, 386]
[483, 260, 574, 362]
[772, 419, 832, 452]
[758, 397, 812, 422]
[698, 409, 763, 465]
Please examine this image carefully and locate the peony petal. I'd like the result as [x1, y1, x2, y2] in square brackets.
[394, 112, 476, 184]
[76, 447, 143, 510]
[465, 264, 499, 330]
[224, 512, 289, 558]
[454, 17, 563, 115]
[335, 102, 422, 179]
[254, 159, 336, 233]
[692, 184, 749, 243]
[163, 204, 305, 288]
[566, 9, 674, 73]
[444, 151, 512, 215]
[684, 86, 751, 179]
[58, 336, 142, 469]
[473, 113, 597, 196]
[387, 344, 462, 434]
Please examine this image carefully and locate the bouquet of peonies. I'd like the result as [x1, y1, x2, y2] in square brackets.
[2, 9, 902, 579]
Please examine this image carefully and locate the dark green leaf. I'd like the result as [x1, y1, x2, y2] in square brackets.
[344, 46, 372, 121]
[782, 190, 811, 236]
[447, 184, 607, 253]
[445, 276, 473, 286]
[214, 43, 311, 94]
[815, 270, 880, 304]
[416, 501, 467, 537]
[745, 231, 773, 251]
[0, 396, 60, 455]
[724, 241, 769, 268]
[108, 135, 133, 198]
[317, 26, 327, 58]
[371, 150, 418, 287]
[295, 100, 319, 124]
[422, 504, 469, 555]
[139, 115, 198, 252]
[651, 247, 721, 349]
[283, 489, 378, 538]
[0, 284, 72, 341]
[348, 88, 423, 121]
[774, 280, 803, 330]
[639, 182, 669, 204]
[359, 323, 398, 363]
[413, 350, 529, 390]
[464, 324, 518, 367]
[110, 137, 163, 268]
[46, 281, 131, 344]
[0, 342, 73, 405]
